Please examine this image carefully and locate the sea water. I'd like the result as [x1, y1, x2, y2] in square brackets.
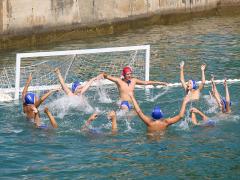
[0, 15, 240, 179]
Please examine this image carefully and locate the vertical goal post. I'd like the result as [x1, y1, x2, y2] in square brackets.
[14, 45, 150, 100]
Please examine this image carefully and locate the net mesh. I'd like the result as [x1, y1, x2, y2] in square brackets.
[0, 47, 148, 100]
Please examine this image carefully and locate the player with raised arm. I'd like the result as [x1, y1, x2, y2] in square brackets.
[180, 61, 206, 100]
[55, 68, 102, 96]
[22, 74, 59, 128]
[102, 66, 168, 110]
[210, 76, 231, 113]
[129, 92, 189, 133]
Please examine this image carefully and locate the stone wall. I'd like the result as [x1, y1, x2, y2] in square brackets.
[0, 0, 239, 50]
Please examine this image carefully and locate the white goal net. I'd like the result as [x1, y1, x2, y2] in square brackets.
[0, 45, 150, 101]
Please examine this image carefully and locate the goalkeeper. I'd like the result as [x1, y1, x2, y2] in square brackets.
[101, 66, 168, 110]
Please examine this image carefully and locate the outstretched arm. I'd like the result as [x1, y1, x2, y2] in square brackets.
[180, 62, 187, 91]
[224, 79, 231, 113]
[135, 79, 168, 86]
[81, 113, 98, 131]
[210, 75, 222, 108]
[198, 64, 206, 91]
[22, 74, 32, 101]
[164, 96, 189, 126]
[129, 92, 152, 126]
[55, 68, 73, 96]
[35, 89, 58, 108]
[190, 107, 208, 125]
[76, 74, 103, 95]
[108, 111, 118, 134]
[44, 107, 58, 128]
[103, 72, 119, 83]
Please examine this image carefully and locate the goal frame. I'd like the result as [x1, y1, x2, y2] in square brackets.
[14, 45, 150, 100]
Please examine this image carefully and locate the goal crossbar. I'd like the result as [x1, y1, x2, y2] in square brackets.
[14, 45, 150, 100]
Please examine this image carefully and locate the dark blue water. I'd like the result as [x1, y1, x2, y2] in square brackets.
[0, 15, 240, 179]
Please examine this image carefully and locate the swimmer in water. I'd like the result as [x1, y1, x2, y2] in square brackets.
[180, 61, 206, 101]
[54, 68, 102, 96]
[101, 66, 168, 110]
[210, 76, 231, 113]
[22, 74, 59, 128]
[81, 111, 118, 134]
[190, 107, 216, 127]
[129, 92, 190, 133]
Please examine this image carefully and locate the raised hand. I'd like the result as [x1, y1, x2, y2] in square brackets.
[180, 61, 185, 68]
[54, 68, 60, 74]
[201, 64, 206, 71]
[223, 78, 227, 87]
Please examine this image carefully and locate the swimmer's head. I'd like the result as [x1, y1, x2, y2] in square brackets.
[72, 81, 82, 93]
[24, 92, 37, 105]
[151, 106, 164, 120]
[187, 79, 197, 90]
[122, 66, 133, 80]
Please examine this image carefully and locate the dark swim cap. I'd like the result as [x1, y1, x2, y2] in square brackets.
[191, 79, 197, 90]
[24, 92, 36, 105]
[72, 81, 81, 93]
[151, 106, 164, 120]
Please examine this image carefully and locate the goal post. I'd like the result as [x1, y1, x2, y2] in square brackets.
[12, 45, 150, 100]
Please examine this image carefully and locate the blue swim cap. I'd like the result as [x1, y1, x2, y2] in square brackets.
[151, 106, 164, 120]
[72, 81, 81, 93]
[221, 98, 232, 111]
[191, 79, 197, 90]
[24, 92, 36, 105]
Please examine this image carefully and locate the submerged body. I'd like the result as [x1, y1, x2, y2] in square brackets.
[190, 107, 216, 127]
[210, 77, 231, 114]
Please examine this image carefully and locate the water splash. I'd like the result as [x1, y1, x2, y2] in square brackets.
[47, 95, 94, 118]
[204, 94, 219, 113]
[148, 87, 169, 102]
[95, 80, 112, 103]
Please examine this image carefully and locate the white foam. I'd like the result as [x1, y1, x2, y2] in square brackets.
[147, 87, 169, 102]
[95, 80, 112, 103]
[48, 95, 94, 118]
[0, 93, 13, 102]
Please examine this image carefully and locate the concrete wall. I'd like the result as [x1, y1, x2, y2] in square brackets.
[0, 0, 239, 50]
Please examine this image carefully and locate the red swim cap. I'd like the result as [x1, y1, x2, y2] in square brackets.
[122, 66, 133, 76]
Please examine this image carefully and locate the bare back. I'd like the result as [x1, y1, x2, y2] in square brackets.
[147, 120, 168, 132]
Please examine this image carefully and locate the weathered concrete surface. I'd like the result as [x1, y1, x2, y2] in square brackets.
[0, 0, 239, 51]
